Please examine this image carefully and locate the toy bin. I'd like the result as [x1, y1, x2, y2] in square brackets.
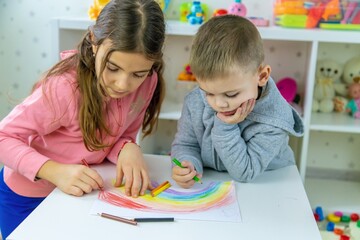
[274, 0, 360, 30]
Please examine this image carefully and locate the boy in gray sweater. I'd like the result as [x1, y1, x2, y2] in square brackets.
[171, 15, 304, 188]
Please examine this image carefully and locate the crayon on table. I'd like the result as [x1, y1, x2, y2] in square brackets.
[134, 218, 175, 222]
[151, 181, 171, 197]
[98, 213, 137, 226]
[171, 158, 202, 184]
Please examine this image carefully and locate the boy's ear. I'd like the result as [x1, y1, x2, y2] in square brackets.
[258, 64, 271, 87]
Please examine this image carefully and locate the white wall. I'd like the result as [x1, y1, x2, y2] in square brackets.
[0, 0, 90, 118]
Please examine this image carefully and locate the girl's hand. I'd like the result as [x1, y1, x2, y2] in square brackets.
[217, 98, 255, 124]
[37, 160, 104, 197]
[171, 160, 201, 189]
[114, 143, 152, 197]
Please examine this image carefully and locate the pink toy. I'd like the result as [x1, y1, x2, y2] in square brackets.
[276, 77, 297, 103]
[228, 0, 247, 17]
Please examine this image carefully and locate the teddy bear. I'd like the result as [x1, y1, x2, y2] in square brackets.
[312, 59, 343, 113]
[334, 56, 360, 112]
[343, 57, 360, 85]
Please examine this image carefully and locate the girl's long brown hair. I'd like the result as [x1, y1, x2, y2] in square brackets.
[36, 0, 165, 151]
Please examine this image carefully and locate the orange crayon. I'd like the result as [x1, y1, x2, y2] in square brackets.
[151, 181, 171, 197]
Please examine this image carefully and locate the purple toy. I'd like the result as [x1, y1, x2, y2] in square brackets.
[228, 0, 247, 17]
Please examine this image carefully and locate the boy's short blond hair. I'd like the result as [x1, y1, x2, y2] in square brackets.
[190, 15, 264, 81]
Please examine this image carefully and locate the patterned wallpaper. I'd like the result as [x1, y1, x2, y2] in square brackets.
[0, 0, 272, 119]
[0, 0, 89, 118]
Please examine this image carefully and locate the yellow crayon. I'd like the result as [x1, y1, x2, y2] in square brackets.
[151, 181, 171, 197]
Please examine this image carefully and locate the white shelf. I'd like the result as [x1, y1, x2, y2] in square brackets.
[310, 112, 360, 133]
[159, 101, 182, 120]
[304, 177, 360, 213]
[57, 17, 94, 30]
[54, 17, 360, 43]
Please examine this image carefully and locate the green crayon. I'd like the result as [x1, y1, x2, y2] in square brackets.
[172, 158, 202, 184]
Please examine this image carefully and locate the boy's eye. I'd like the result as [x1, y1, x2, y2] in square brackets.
[225, 93, 239, 98]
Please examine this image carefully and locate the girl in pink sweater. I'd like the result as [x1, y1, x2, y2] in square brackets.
[0, 0, 165, 238]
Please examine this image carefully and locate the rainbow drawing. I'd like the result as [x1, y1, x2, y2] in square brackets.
[98, 181, 236, 214]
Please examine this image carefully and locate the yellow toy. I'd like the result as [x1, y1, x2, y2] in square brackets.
[155, 0, 165, 11]
[178, 64, 196, 81]
[88, 0, 111, 21]
[155, 0, 171, 12]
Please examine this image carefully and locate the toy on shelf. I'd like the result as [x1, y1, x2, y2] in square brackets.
[312, 59, 343, 113]
[343, 56, 360, 86]
[177, 64, 196, 82]
[187, 1, 205, 25]
[180, 2, 208, 23]
[313, 206, 360, 239]
[155, 0, 171, 12]
[228, 0, 247, 17]
[176, 64, 198, 102]
[88, 0, 111, 21]
[274, 0, 360, 30]
[227, 0, 269, 27]
[345, 82, 360, 118]
[213, 9, 228, 17]
[276, 77, 303, 115]
[334, 57, 360, 112]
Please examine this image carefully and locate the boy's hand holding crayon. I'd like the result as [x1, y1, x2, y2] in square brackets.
[171, 158, 202, 189]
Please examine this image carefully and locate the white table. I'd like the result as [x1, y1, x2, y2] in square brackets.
[7, 154, 321, 240]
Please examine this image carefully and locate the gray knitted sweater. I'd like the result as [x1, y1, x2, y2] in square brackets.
[171, 77, 304, 182]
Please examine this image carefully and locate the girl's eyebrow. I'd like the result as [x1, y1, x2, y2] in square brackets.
[107, 60, 151, 73]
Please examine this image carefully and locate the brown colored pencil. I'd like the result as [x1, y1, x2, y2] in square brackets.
[99, 213, 137, 226]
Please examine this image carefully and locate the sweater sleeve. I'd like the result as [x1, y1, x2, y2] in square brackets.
[106, 73, 158, 163]
[211, 116, 289, 182]
[0, 76, 77, 181]
[171, 98, 203, 173]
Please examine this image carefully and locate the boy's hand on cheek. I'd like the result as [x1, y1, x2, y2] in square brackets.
[171, 160, 198, 188]
[217, 99, 255, 124]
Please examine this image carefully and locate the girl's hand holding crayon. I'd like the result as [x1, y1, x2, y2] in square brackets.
[115, 143, 153, 198]
[216, 98, 255, 124]
[171, 160, 202, 189]
[37, 160, 104, 197]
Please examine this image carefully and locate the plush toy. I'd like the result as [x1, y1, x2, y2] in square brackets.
[276, 77, 303, 115]
[343, 57, 360, 85]
[228, 0, 247, 17]
[334, 57, 360, 112]
[345, 82, 360, 118]
[312, 59, 343, 113]
[187, 1, 205, 24]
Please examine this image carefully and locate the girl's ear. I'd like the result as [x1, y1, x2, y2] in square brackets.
[258, 64, 271, 87]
